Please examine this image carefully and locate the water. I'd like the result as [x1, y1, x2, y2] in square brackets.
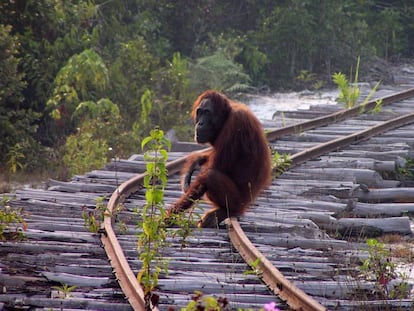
[246, 89, 340, 121]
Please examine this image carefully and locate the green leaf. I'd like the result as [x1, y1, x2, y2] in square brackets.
[251, 257, 261, 268]
[141, 136, 153, 150]
[203, 296, 219, 307]
[159, 149, 169, 161]
[366, 238, 378, 247]
[152, 189, 164, 204]
[145, 189, 154, 204]
[146, 162, 155, 174]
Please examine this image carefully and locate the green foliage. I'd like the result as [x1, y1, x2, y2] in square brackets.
[397, 158, 414, 180]
[370, 99, 383, 114]
[47, 49, 109, 122]
[45, 48, 112, 163]
[359, 82, 381, 114]
[6, 144, 25, 174]
[151, 52, 192, 138]
[52, 283, 77, 299]
[140, 89, 153, 130]
[271, 152, 292, 178]
[182, 291, 230, 311]
[0, 24, 26, 107]
[180, 291, 281, 311]
[0, 0, 99, 158]
[296, 70, 324, 90]
[137, 128, 171, 299]
[82, 196, 107, 233]
[0, 24, 40, 170]
[243, 258, 262, 276]
[237, 40, 267, 82]
[73, 98, 120, 122]
[191, 50, 251, 93]
[332, 72, 359, 109]
[62, 125, 108, 177]
[108, 37, 159, 128]
[332, 57, 362, 109]
[60, 95, 125, 177]
[0, 195, 27, 241]
[82, 195, 124, 234]
[11, 0, 98, 108]
[3, 0, 414, 174]
[333, 57, 381, 110]
[360, 238, 409, 299]
[259, 2, 316, 81]
[369, 8, 404, 59]
[132, 89, 153, 144]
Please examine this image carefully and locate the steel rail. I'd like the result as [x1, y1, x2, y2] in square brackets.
[266, 87, 414, 141]
[101, 88, 414, 310]
[100, 155, 199, 310]
[227, 111, 414, 311]
[227, 219, 326, 311]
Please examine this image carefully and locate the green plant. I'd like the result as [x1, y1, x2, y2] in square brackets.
[62, 127, 109, 177]
[191, 50, 251, 93]
[47, 49, 109, 119]
[333, 58, 361, 109]
[360, 238, 409, 299]
[52, 283, 77, 299]
[137, 127, 171, 304]
[150, 52, 192, 140]
[6, 143, 25, 174]
[243, 258, 262, 276]
[168, 202, 199, 248]
[0, 24, 41, 170]
[332, 57, 380, 109]
[179, 291, 281, 311]
[359, 83, 382, 114]
[82, 196, 109, 233]
[0, 194, 27, 241]
[82, 195, 125, 234]
[296, 70, 324, 90]
[370, 98, 383, 114]
[60, 96, 127, 177]
[271, 152, 292, 178]
[182, 291, 230, 311]
[397, 158, 414, 179]
[108, 37, 159, 129]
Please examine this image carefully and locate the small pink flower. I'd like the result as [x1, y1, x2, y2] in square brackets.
[264, 301, 280, 311]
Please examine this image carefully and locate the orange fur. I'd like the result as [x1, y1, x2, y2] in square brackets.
[168, 90, 272, 227]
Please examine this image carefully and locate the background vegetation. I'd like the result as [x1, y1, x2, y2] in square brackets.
[1, 0, 413, 179]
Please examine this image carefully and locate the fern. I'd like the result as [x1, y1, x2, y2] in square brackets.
[192, 50, 251, 93]
[333, 56, 362, 109]
[333, 57, 380, 110]
[226, 83, 251, 93]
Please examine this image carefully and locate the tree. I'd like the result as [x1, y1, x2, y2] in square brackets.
[370, 7, 404, 59]
[108, 37, 159, 128]
[0, 24, 40, 172]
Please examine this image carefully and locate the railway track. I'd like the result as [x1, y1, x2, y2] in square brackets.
[2, 86, 414, 310]
[102, 87, 414, 310]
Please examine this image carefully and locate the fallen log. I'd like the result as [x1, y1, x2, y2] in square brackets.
[305, 213, 412, 236]
[349, 201, 414, 217]
[293, 167, 400, 188]
[353, 187, 414, 202]
[302, 156, 405, 172]
[48, 179, 116, 193]
[42, 272, 110, 287]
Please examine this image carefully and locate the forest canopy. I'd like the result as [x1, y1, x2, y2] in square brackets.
[1, 0, 413, 177]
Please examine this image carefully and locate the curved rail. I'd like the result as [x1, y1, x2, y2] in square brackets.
[100, 156, 187, 310]
[101, 88, 414, 310]
[228, 110, 414, 311]
[227, 219, 326, 311]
